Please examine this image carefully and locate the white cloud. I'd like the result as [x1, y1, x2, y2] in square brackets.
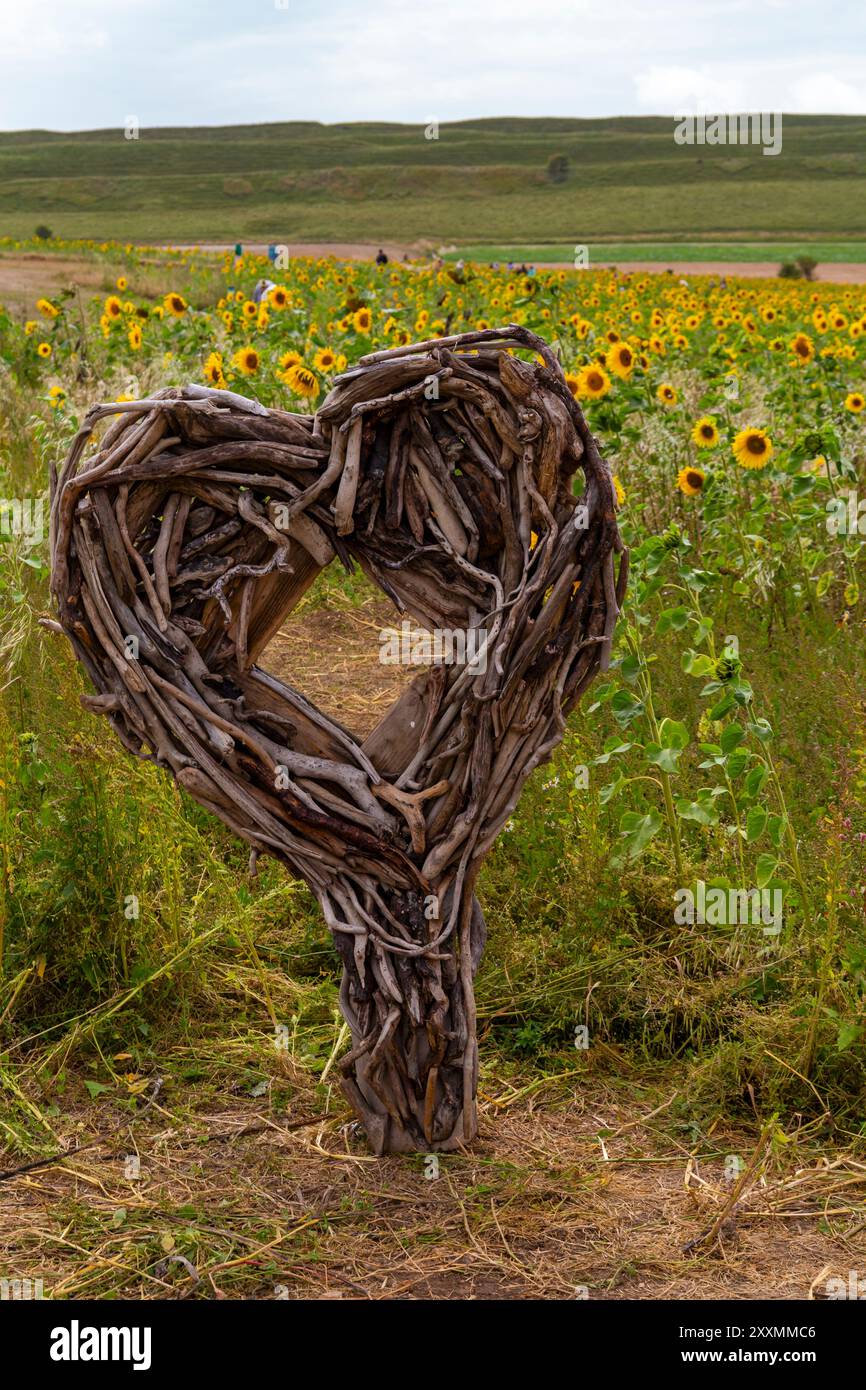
[635, 67, 746, 116]
[790, 73, 866, 113]
[635, 55, 866, 118]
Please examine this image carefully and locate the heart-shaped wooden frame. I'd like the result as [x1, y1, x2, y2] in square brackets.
[49, 325, 626, 1153]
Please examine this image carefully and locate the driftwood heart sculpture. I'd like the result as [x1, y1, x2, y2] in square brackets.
[49, 325, 625, 1153]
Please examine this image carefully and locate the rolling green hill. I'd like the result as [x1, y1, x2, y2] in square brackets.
[1, 115, 865, 246]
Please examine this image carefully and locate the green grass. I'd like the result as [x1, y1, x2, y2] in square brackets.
[1, 115, 865, 244]
[447, 241, 866, 265]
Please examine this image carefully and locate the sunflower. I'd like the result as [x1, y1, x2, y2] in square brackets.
[790, 332, 814, 364]
[613, 475, 625, 506]
[242, 300, 258, 320]
[844, 392, 865, 413]
[36, 297, 59, 318]
[37, 342, 51, 358]
[656, 382, 677, 406]
[232, 346, 260, 376]
[164, 292, 187, 317]
[564, 372, 580, 396]
[285, 363, 319, 399]
[48, 384, 66, 409]
[279, 350, 303, 372]
[732, 427, 774, 469]
[691, 416, 719, 448]
[313, 347, 337, 373]
[104, 295, 122, 319]
[203, 352, 226, 387]
[576, 364, 611, 400]
[677, 466, 706, 496]
[608, 342, 635, 378]
[268, 286, 289, 310]
[353, 307, 372, 334]
[128, 324, 142, 350]
[116, 276, 127, 292]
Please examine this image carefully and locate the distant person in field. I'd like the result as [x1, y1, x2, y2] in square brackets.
[234, 242, 243, 268]
[253, 277, 276, 304]
[375, 248, 388, 265]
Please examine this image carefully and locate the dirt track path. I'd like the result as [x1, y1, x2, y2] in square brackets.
[169, 243, 866, 283]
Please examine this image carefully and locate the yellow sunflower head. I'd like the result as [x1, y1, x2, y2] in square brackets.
[691, 417, 719, 449]
[656, 383, 677, 406]
[677, 466, 706, 496]
[232, 346, 260, 375]
[285, 363, 319, 399]
[844, 392, 865, 413]
[732, 427, 773, 469]
[203, 352, 225, 387]
[609, 342, 635, 378]
[313, 347, 337, 373]
[577, 364, 611, 400]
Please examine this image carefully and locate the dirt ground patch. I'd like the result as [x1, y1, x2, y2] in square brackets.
[548, 259, 866, 283]
[169, 241, 416, 263]
[170, 244, 866, 282]
[1, 1070, 862, 1301]
[0, 253, 119, 312]
[261, 595, 425, 741]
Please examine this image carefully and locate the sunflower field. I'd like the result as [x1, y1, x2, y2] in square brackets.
[1, 238, 866, 1295]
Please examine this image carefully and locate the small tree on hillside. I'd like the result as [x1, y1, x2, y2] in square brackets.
[34, 225, 53, 241]
[546, 153, 569, 184]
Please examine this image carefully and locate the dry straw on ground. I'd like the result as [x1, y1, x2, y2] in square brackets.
[48, 325, 625, 1155]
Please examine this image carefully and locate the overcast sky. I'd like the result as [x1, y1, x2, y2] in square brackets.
[1, 0, 864, 131]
